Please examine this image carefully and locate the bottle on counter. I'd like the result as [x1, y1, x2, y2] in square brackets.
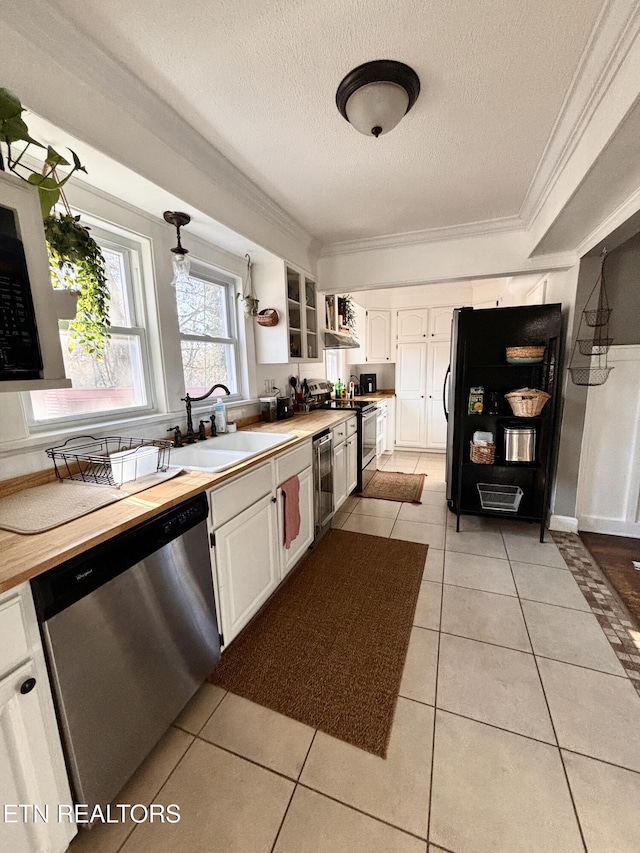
[334, 378, 344, 398]
[348, 381, 355, 398]
[214, 397, 227, 433]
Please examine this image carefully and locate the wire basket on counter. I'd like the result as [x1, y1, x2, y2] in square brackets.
[46, 436, 172, 487]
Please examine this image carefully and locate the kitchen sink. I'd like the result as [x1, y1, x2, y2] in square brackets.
[168, 431, 296, 472]
[209, 431, 296, 453]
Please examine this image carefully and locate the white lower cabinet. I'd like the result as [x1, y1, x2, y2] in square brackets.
[333, 417, 357, 512]
[345, 435, 358, 495]
[213, 492, 280, 645]
[333, 440, 347, 510]
[209, 440, 314, 648]
[0, 587, 76, 853]
[278, 466, 314, 577]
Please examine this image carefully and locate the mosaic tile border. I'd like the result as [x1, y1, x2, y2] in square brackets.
[551, 531, 640, 697]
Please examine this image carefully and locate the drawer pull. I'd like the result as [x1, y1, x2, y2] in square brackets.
[20, 678, 36, 695]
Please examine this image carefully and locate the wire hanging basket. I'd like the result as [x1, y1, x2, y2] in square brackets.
[577, 337, 612, 356]
[568, 366, 614, 386]
[583, 308, 612, 327]
[568, 248, 614, 387]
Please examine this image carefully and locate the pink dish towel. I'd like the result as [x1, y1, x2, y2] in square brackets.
[281, 474, 301, 549]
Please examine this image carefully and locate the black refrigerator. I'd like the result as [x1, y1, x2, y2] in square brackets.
[445, 304, 563, 541]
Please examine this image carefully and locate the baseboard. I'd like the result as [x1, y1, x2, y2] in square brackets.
[578, 515, 640, 538]
[549, 515, 579, 534]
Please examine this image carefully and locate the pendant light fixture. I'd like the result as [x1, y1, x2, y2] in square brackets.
[336, 60, 420, 138]
[163, 210, 192, 287]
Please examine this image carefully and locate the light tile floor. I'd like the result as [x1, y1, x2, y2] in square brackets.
[71, 452, 640, 853]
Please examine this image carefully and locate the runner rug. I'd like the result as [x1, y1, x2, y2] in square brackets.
[359, 469, 425, 503]
[209, 529, 427, 757]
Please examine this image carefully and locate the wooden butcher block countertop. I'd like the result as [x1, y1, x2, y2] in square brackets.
[0, 406, 381, 594]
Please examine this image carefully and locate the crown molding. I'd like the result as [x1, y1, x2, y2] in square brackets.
[520, 0, 640, 228]
[3, 1, 314, 251]
[319, 215, 524, 257]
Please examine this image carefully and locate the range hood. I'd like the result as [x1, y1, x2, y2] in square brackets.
[323, 329, 360, 350]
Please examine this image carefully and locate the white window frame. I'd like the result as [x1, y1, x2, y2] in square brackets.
[176, 260, 243, 407]
[23, 225, 155, 428]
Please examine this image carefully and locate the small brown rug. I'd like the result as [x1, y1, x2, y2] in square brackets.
[359, 469, 425, 503]
[580, 532, 640, 627]
[209, 529, 428, 757]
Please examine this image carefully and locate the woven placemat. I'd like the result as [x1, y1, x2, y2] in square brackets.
[0, 469, 183, 534]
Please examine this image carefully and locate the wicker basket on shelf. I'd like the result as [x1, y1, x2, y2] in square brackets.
[505, 346, 545, 360]
[470, 441, 495, 464]
[504, 388, 551, 417]
[256, 308, 279, 327]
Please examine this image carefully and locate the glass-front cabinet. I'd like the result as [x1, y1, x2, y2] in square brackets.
[253, 258, 319, 364]
[287, 268, 317, 360]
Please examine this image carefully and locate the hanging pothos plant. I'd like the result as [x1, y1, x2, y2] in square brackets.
[0, 86, 110, 356]
[236, 253, 259, 318]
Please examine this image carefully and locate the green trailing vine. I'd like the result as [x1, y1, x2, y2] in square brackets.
[0, 86, 110, 356]
[45, 213, 110, 355]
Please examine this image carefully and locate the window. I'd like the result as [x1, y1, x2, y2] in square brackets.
[27, 230, 151, 424]
[325, 349, 346, 386]
[175, 266, 240, 398]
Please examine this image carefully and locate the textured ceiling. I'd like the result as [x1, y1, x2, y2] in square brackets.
[48, 0, 604, 245]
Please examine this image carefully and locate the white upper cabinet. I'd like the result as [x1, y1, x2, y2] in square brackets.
[429, 305, 455, 339]
[0, 173, 70, 392]
[396, 308, 429, 342]
[365, 309, 392, 362]
[253, 258, 319, 363]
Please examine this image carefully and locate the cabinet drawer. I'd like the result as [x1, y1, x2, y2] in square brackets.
[0, 596, 30, 676]
[346, 416, 358, 438]
[209, 462, 273, 529]
[275, 440, 312, 484]
[331, 422, 348, 447]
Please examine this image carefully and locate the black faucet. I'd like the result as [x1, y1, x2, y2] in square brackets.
[181, 384, 230, 443]
[167, 425, 183, 447]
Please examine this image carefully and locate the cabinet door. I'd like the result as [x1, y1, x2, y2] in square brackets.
[279, 466, 314, 577]
[429, 305, 455, 339]
[366, 310, 391, 362]
[0, 662, 74, 853]
[395, 397, 427, 447]
[346, 436, 358, 495]
[385, 398, 396, 453]
[304, 276, 318, 360]
[426, 340, 450, 450]
[396, 308, 429, 342]
[395, 343, 427, 448]
[333, 441, 347, 511]
[214, 493, 279, 646]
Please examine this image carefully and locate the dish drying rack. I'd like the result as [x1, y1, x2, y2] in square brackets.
[46, 436, 172, 487]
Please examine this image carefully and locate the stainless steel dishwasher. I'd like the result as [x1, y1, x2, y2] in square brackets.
[313, 429, 333, 541]
[31, 492, 220, 808]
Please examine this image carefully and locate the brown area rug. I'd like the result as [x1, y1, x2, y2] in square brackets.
[580, 532, 640, 627]
[209, 529, 428, 757]
[359, 469, 425, 503]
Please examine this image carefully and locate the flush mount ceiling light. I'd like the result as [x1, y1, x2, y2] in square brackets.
[163, 210, 192, 287]
[336, 60, 420, 138]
